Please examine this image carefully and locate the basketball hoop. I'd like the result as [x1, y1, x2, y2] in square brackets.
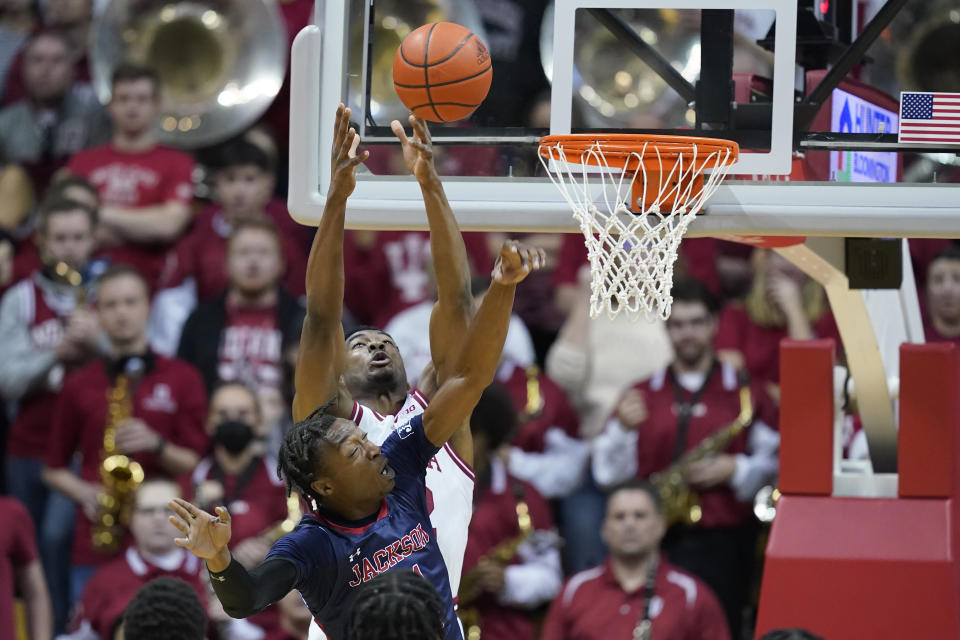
[539, 134, 738, 321]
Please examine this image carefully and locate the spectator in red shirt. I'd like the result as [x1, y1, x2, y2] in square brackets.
[542, 480, 730, 640]
[164, 138, 308, 301]
[923, 245, 960, 344]
[42, 265, 208, 600]
[10, 173, 101, 287]
[715, 249, 838, 399]
[192, 382, 292, 639]
[593, 279, 779, 638]
[460, 384, 563, 640]
[0, 197, 102, 633]
[0, 197, 101, 528]
[176, 219, 305, 402]
[68, 63, 195, 290]
[343, 228, 492, 327]
[0, 496, 51, 640]
[67, 479, 209, 640]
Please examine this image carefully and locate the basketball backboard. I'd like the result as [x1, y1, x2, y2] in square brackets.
[289, 0, 960, 237]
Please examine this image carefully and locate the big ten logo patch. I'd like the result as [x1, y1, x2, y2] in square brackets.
[476, 39, 490, 65]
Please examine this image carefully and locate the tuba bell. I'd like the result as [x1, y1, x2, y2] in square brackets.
[89, 0, 289, 149]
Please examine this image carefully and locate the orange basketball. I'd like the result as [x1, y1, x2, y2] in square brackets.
[393, 22, 493, 123]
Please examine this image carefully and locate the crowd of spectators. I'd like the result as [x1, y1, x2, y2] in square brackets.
[0, 1, 956, 640]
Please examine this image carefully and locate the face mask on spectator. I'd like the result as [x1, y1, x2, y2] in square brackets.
[213, 419, 256, 454]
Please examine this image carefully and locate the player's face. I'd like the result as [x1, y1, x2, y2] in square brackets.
[343, 330, 407, 394]
[313, 420, 396, 509]
[927, 258, 960, 323]
[602, 489, 666, 560]
[665, 301, 716, 367]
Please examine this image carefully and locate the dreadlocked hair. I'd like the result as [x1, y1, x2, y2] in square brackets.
[277, 397, 340, 512]
[349, 570, 446, 640]
[122, 577, 206, 640]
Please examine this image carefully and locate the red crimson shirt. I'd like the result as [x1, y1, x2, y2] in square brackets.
[70, 547, 207, 639]
[191, 455, 289, 547]
[45, 354, 209, 566]
[162, 200, 308, 299]
[0, 498, 37, 640]
[499, 363, 580, 453]
[714, 305, 840, 386]
[68, 143, 195, 288]
[343, 230, 492, 326]
[219, 301, 284, 393]
[5, 276, 73, 457]
[462, 471, 556, 640]
[542, 558, 730, 640]
[623, 363, 778, 528]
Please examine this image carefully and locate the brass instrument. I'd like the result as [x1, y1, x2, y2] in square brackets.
[92, 375, 145, 553]
[459, 499, 535, 640]
[53, 261, 86, 305]
[523, 365, 544, 420]
[90, 0, 288, 149]
[650, 385, 753, 527]
[263, 495, 304, 543]
[753, 485, 781, 524]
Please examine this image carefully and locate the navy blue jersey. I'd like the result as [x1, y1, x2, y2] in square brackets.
[266, 414, 463, 640]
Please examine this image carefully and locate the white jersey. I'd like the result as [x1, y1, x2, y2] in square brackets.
[308, 389, 474, 640]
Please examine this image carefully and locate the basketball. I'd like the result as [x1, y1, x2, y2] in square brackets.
[393, 22, 492, 123]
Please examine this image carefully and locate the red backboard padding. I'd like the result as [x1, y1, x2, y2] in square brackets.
[779, 339, 835, 496]
[756, 495, 960, 639]
[899, 343, 958, 498]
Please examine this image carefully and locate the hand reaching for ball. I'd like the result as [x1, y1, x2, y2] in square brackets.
[391, 115, 437, 184]
[328, 103, 369, 201]
[492, 241, 546, 285]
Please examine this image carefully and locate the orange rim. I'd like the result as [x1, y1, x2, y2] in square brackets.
[539, 134, 739, 170]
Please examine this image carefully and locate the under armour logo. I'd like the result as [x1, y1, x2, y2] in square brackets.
[210, 574, 225, 582]
[349, 548, 362, 562]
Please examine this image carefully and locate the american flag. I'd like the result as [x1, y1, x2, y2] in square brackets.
[899, 92, 960, 144]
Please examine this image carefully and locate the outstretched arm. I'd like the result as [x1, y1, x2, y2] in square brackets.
[293, 104, 370, 422]
[168, 499, 297, 618]
[423, 243, 545, 447]
[391, 116, 474, 385]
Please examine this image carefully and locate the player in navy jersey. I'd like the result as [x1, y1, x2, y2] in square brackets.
[168, 239, 545, 640]
[294, 105, 484, 631]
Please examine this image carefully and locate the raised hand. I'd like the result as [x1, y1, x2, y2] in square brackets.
[328, 103, 370, 201]
[615, 388, 648, 430]
[491, 241, 546, 285]
[390, 114, 437, 184]
[168, 498, 233, 569]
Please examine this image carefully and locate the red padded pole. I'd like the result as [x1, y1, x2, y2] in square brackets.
[779, 339, 835, 496]
[899, 343, 958, 498]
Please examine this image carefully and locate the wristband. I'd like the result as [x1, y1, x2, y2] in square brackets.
[153, 436, 167, 457]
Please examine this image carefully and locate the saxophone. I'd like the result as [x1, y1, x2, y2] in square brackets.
[459, 498, 535, 640]
[91, 375, 145, 553]
[650, 385, 753, 527]
[263, 495, 304, 543]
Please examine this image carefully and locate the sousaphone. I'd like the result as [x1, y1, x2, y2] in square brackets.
[90, 0, 289, 149]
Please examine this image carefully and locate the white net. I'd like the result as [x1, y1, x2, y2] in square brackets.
[539, 137, 736, 321]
